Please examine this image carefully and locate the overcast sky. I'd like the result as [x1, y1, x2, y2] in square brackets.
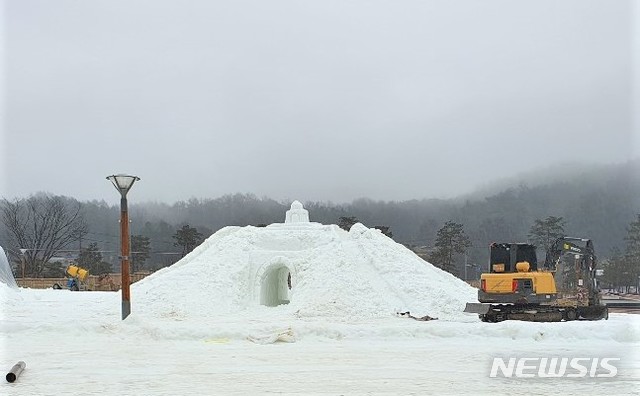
[1, 0, 638, 204]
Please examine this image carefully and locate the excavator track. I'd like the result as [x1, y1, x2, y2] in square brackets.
[477, 304, 608, 323]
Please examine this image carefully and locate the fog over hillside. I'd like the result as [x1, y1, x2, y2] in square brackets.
[1, 160, 637, 280]
[465, 159, 640, 201]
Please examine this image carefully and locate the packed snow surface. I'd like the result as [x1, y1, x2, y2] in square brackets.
[1, 286, 638, 395]
[1, 204, 638, 394]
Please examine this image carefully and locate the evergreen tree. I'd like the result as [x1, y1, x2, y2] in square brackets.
[131, 235, 151, 273]
[429, 221, 471, 274]
[528, 216, 566, 252]
[600, 248, 623, 291]
[173, 225, 204, 257]
[338, 216, 359, 231]
[77, 242, 111, 275]
[623, 214, 640, 292]
[624, 214, 640, 260]
[374, 225, 393, 238]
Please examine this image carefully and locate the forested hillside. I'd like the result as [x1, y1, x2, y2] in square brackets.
[2, 160, 638, 278]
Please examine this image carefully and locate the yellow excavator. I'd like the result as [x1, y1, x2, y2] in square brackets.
[464, 237, 608, 322]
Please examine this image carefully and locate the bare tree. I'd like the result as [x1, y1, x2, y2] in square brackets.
[1, 195, 88, 277]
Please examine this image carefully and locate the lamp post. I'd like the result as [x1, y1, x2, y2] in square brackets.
[19, 249, 27, 278]
[463, 253, 468, 281]
[107, 174, 140, 320]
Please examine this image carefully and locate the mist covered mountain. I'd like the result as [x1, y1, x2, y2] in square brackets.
[1, 160, 638, 274]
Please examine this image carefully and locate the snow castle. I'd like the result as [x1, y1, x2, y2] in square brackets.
[134, 201, 476, 321]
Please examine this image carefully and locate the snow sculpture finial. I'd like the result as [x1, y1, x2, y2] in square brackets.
[285, 200, 309, 223]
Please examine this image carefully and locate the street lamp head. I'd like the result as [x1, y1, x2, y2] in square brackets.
[106, 174, 140, 197]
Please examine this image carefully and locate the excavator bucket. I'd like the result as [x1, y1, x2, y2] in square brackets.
[464, 302, 491, 314]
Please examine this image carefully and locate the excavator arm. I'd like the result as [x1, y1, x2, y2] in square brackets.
[543, 237, 593, 270]
[544, 237, 600, 306]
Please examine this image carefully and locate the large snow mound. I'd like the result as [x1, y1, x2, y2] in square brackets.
[134, 220, 477, 322]
[0, 246, 18, 289]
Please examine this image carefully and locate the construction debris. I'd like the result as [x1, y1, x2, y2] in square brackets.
[396, 311, 438, 321]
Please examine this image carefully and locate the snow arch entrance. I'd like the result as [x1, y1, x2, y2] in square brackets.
[259, 263, 292, 307]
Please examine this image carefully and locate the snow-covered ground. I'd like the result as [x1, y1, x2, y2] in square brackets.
[1, 288, 638, 395]
[2, 209, 639, 394]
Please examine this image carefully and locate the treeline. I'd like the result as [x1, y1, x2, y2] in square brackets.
[1, 161, 638, 285]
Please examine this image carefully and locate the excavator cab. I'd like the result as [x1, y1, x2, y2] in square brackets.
[489, 243, 538, 273]
[476, 243, 557, 305]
